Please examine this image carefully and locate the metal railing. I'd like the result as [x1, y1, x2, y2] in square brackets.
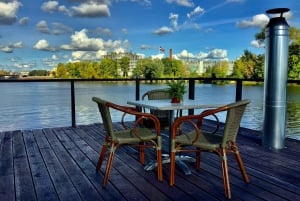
[1, 77, 299, 127]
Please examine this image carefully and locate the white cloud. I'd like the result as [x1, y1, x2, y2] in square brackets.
[33, 39, 54, 51]
[0, 1, 22, 25]
[36, 21, 73, 35]
[177, 49, 195, 59]
[93, 27, 112, 37]
[251, 40, 264, 48]
[166, 0, 194, 7]
[187, 6, 204, 18]
[237, 14, 269, 28]
[36, 20, 50, 34]
[19, 17, 29, 25]
[71, 2, 110, 17]
[52, 23, 73, 35]
[0, 41, 24, 53]
[41, 1, 59, 13]
[154, 26, 173, 35]
[41, 1, 70, 15]
[1, 46, 13, 53]
[151, 53, 165, 59]
[13, 41, 24, 48]
[206, 49, 227, 59]
[197, 52, 209, 59]
[169, 13, 179, 30]
[69, 29, 104, 51]
[58, 5, 69, 14]
[60, 29, 130, 61]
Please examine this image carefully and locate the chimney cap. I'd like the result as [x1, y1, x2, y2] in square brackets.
[266, 8, 290, 17]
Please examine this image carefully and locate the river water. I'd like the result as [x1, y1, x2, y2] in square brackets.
[1, 81, 300, 139]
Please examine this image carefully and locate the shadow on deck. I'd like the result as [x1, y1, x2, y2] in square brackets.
[0, 122, 300, 201]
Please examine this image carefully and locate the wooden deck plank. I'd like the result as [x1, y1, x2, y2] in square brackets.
[22, 130, 59, 201]
[1, 123, 300, 201]
[12, 130, 37, 201]
[0, 131, 15, 201]
[52, 127, 126, 201]
[64, 126, 153, 201]
[32, 129, 82, 201]
[43, 128, 104, 201]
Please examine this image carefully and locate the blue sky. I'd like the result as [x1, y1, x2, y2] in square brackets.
[0, 0, 299, 72]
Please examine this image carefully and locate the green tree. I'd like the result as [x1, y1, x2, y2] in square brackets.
[253, 54, 264, 79]
[133, 58, 146, 78]
[79, 61, 99, 79]
[232, 50, 260, 79]
[99, 58, 117, 78]
[255, 26, 300, 80]
[209, 61, 228, 78]
[134, 58, 162, 79]
[232, 59, 245, 78]
[29, 70, 49, 76]
[161, 58, 172, 75]
[119, 57, 130, 77]
[56, 63, 68, 78]
[288, 44, 300, 79]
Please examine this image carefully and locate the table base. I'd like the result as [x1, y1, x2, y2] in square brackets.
[144, 154, 195, 175]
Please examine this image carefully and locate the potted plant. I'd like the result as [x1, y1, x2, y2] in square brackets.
[166, 79, 187, 103]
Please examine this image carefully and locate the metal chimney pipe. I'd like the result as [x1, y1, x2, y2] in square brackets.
[263, 8, 290, 149]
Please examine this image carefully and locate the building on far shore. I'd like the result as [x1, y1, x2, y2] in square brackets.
[102, 51, 234, 77]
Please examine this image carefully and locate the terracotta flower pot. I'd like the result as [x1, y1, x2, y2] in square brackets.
[171, 97, 181, 103]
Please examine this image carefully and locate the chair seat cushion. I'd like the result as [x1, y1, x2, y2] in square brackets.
[114, 128, 157, 144]
[175, 131, 223, 150]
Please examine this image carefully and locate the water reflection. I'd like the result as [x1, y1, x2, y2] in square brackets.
[286, 86, 300, 137]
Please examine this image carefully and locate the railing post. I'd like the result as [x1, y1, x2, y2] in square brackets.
[235, 80, 242, 101]
[188, 79, 195, 115]
[71, 80, 76, 127]
[135, 78, 140, 100]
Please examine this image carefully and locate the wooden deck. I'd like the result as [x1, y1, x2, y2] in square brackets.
[1, 122, 300, 201]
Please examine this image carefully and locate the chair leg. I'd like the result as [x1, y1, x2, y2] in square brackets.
[195, 150, 201, 170]
[102, 145, 116, 187]
[234, 148, 250, 183]
[169, 151, 176, 186]
[221, 149, 231, 199]
[139, 142, 145, 165]
[96, 144, 108, 172]
[156, 149, 163, 181]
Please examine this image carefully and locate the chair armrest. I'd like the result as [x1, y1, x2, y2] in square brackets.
[171, 105, 229, 139]
[106, 102, 161, 136]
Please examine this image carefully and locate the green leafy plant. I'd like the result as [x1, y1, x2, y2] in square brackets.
[166, 80, 186, 102]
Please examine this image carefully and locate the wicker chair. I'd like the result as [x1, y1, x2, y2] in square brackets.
[169, 99, 250, 199]
[92, 97, 163, 187]
[142, 88, 180, 128]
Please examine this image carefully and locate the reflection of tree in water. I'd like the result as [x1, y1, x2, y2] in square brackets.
[286, 102, 300, 137]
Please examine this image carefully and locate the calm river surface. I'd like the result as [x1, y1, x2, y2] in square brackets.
[1, 81, 300, 139]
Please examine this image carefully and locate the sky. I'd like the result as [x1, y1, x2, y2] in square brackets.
[0, 0, 299, 72]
